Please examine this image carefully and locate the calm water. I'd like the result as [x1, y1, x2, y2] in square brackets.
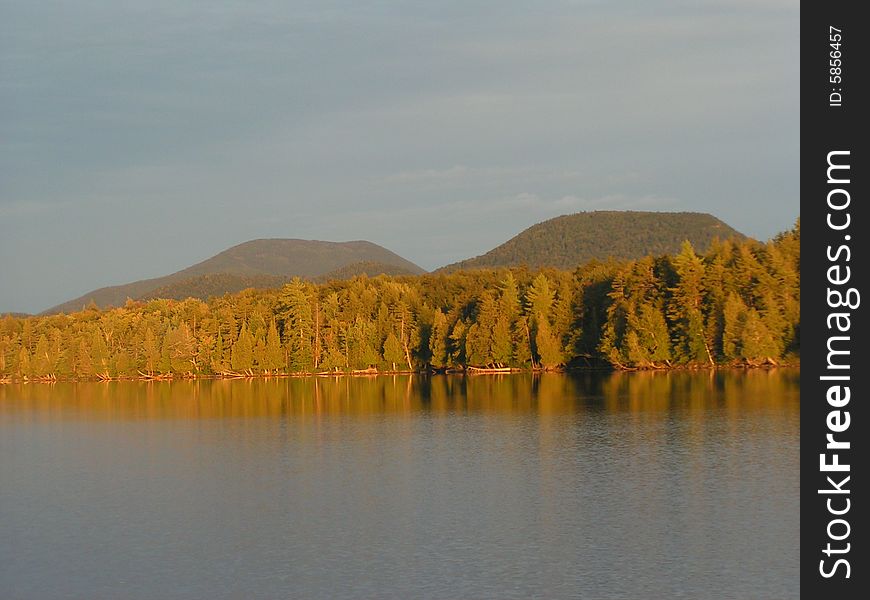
[0, 371, 799, 599]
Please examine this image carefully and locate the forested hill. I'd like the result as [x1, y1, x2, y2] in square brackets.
[134, 262, 423, 303]
[2, 221, 799, 380]
[45, 239, 426, 314]
[438, 211, 746, 272]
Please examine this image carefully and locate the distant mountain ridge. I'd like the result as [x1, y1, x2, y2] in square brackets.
[42, 212, 747, 315]
[437, 211, 746, 273]
[45, 239, 425, 314]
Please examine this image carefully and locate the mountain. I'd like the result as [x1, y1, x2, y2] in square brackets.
[137, 274, 291, 303]
[46, 239, 425, 314]
[316, 261, 423, 282]
[138, 262, 422, 302]
[437, 211, 746, 272]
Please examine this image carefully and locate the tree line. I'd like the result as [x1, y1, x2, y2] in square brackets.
[0, 222, 799, 381]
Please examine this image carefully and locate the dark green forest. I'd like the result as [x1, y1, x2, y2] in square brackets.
[0, 222, 798, 381]
[438, 211, 746, 272]
[46, 239, 425, 314]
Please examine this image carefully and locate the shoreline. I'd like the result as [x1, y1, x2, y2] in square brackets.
[0, 361, 800, 385]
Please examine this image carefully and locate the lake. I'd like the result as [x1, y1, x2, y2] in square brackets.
[0, 370, 799, 599]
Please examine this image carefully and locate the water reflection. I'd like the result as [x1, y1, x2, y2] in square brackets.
[0, 369, 799, 421]
[0, 370, 799, 600]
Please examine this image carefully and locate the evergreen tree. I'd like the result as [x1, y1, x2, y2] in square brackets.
[277, 278, 314, 372]
[33, 334, 52, 376]
[211, 331, 229, 373]
[253, 334, 267, 372]
[513, 315, 534, 367]
[526, 273, 555, 319]
[158, 327, 173, 374]
[0, 223, 801, 379]
[552, 278, 575, 363]
[740, 308, 779, 364]
[499, 271, 521, 319]
[491, 316, 513, 366]
[348, 316, 380, 369]
[525, 273, 556, 367]
[534, 319, 563, 369]
[75, 339, 93, 377]
[17, 346, 32, 378]
[668, 241, 712, 365]
[448, 320, 467, 367]
[320, 292, 346, 371]
[428, 309, 449, 369]
[113, 349, 132, 377]
[465, 292, 498, 365]
[91, 329, 109, 375]
[143, 327, 160, 374]
[263, 318, 284, 372]
[231, 323, 254, 372]
[168, 323, 196, 373]
[383, 332, 404, 371]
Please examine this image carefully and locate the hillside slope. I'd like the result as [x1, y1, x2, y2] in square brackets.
[437, 211, 746, 272]
[46, 239, 425, 313]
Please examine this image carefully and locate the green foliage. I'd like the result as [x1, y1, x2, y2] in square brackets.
[428, 309, 449, 369]
[0, 222, 799, 380]
[534, 319, 564, 369]
[317, 261, 421, 282]
[231, 323, 254, 372]
[143, 327, 160, 374]
[47, 239, 425, 314]
[263, 319, 284, 371]
[277, 278, 315, 372]
[91, 329, 109, 375]
[383, 332, 404, 371]
[439, 211, 746, 272]
[668, 241, 712, 364]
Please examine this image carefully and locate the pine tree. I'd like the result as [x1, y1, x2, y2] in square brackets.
[33, 334, 52, 376]
[231, 323, 254, 372]
[51, 329, 70, 377]
[0, 222, 802, 378]
[552, 278, 575, 363]
[158, 329, 173, 374]
[383, 331, 404, 371]
[465, 292, 498, 365]
[525, 273, 560, 368]
[253, 334, 267, 372]
[278, 279, 315, 371]
[448, 321, 467, 367]
[263, 318, 284, 372]
[75, 339, 93, 377]
[428, 309, 449, 369]
[722, 292, 747, 361]
[513, 315, 534, 367]
[113, 349, 132, 377]
[668, 241, 712, 365]
[168, 323, 196, 373]
[491, 315, 513, 366]
[17, 346, 32, 378]
[631, 303, 672, 366]
[499, 271, 521, 319]
[526, 273, 555, 319]
[91, 329, 109, 376]
[211, 331, 228, 373]
[740, 308, 779, 364]
[348, 316, 380, 369]
[143, 327, 160, 374]
[534, 319, 564, 369]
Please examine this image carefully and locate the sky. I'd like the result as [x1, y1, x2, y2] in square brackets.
[0, 0, 799, 314]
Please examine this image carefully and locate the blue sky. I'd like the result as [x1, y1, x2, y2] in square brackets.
[0, 0, 799, 313]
